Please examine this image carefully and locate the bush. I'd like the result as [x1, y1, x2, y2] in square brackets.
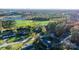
[0, 39, 4, 45]
[10, 43, 23, 50]
[7, 37, 16, 43]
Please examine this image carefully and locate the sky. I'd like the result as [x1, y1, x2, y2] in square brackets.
[0, 0, 79, 9]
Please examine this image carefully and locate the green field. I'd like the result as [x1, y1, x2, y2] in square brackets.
[15, 20, 49, 27]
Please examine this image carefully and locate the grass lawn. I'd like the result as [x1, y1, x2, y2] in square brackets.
[15, 20, 49, 27]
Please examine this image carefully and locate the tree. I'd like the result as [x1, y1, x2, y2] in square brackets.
[55, 23, 66, 37]
[2, 20, 16, 29]
[70, 26, 79, 43]
[46, 21, 58, 33]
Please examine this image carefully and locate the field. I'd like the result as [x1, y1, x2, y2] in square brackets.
[15, 20, 49, 27]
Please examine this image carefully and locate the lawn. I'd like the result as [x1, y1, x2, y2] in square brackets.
[15, 20, 49, 27]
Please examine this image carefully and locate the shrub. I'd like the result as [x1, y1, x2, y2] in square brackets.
[0, 39, 4, 45]
[10, 43, 23, 50]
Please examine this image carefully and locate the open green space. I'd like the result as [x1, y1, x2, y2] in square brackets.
[15, 20, 49, 27]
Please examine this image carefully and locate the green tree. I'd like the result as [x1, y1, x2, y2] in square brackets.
[2, 20, 16, 29]
[70, 26, 79, 43]
[47, 22, 57, 33]
[55, 23, 66, 37]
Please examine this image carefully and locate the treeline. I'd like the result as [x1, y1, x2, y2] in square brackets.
[0, 20, 15, 29]
[31, 17, 49, 21]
